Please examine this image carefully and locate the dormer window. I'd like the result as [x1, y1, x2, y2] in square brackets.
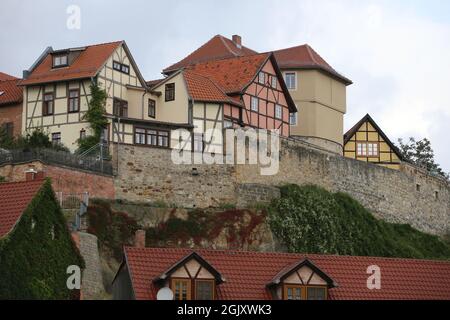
[268, 259, 335, 301]
[53, 54, 68, 68]
[153, 252, 224, 301]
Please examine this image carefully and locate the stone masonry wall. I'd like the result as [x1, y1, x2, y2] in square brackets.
[0, 161, 115, 199]
[113, 141, 449, 236]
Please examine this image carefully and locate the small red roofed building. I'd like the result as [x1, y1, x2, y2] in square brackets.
[112, 247, 450, 300]
[0, 72, 23, 138]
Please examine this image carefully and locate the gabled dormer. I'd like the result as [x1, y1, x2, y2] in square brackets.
[153, 252, 225, 300]
[267, 259, 337, 300]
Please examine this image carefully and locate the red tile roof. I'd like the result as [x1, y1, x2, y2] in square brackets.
[186, 53, 270, 94]
[163, 35, 257, 74]
[183, 70, 243, 107]
[0, 79, 23, 106]
[20, 41, 122, 85]
[272, 44, 352, 85]
[0, 179, 45, 238]
[0, 72, 18, 81]
[123, 247, 450, 300]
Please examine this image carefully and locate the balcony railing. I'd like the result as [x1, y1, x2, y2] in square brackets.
[0, 148, 113, 175]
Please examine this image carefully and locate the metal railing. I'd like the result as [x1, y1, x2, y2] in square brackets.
[0, 148, 113, 175]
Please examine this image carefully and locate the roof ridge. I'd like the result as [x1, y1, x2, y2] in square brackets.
[124, 246, 450, 264]
[187, 51, 270, 68]
[219, 35, 240, 56]
[52, 40, 123, 52]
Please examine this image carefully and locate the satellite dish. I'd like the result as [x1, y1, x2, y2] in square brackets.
[156, 287, 174, 300]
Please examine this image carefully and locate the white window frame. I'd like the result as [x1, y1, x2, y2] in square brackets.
[271, 76, 277, 89]
[251, 96, 259, 112]
[275, 104, 283, 119]
[258, 72, 265, 84]
[289, 112, 298, 126]
[285, 72, 297, 90]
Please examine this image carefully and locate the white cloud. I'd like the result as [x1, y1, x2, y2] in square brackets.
[267, 0, 450, 172]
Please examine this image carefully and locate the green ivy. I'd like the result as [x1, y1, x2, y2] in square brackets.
[0, 179, 85, 299]
[268, 184, 450, 260]
[77, 82, 108, 153]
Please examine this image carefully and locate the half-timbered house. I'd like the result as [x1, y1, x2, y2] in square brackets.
[19, 41, 190, 152]
[343, 114, 403, 170]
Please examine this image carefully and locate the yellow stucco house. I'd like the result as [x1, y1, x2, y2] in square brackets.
[343, 114, 403, 170]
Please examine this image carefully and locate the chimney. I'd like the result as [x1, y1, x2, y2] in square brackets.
[232, 35, 242, 48]
[134, 230, 146, 248]
[25, 168, 45, 181]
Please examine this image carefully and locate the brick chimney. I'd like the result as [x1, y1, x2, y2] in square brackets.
[232, 35, 242, 48]
[134, 230, 146, 248]
[25, 169, 45, 181]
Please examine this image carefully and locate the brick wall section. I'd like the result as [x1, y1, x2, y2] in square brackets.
[0, 161, 115, 199]
[113, 141, 450, 236]
[0, 102, 22, 137]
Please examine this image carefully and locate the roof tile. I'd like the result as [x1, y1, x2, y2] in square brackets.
[124, 247, 450, 300]
[0, 79, 23, 105]
[20, 41, 122, 85]
[0, 180, 45, 238]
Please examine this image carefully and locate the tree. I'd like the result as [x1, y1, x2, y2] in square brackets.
[397, 137, 449, 180]
[77, 82, 108, 153]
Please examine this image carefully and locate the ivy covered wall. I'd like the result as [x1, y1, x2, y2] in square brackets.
[0, 179, 85, 299]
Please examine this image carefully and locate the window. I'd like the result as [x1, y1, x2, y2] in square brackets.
[271, 76, 277, 88]
[2, 122, 14, 138]
[51, 132, 61, 144]
[172, 279, 191, 300]
[113, 61, 121, 71]
[134, 127, 170, 148]
[158, 131, 169, 147]
[43, 93, 54, 116]
[285, 285, 303, 300]
[357, 142, 378, 157]
[289, 112, 297, 126]
[285, 72, 296, 90]
[195, 280, 214, 300]
[68, 89, 80, 113]
[165, 83, 175, 101]
[148, 99, 156, 118]
[258, 72, 265, 84]
[121, 64, 130, 74]
[284, 285, 327, 300]
[356, 143, 367, 156]
[193, 133, 204, 152]
[53, 54, 68, 68]
[367, 143, 378, 156]
[113, 61, 130, 74]
[306, 287, 327, 300]
[251, 97, 259, 112]
[113, 98, 128, 117]
[416, 184, 421, 192]
[135, 128, 146, 145]
[275, 104, 282, 119]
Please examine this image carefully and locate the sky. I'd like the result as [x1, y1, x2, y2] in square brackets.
[1, 0, 449, 172]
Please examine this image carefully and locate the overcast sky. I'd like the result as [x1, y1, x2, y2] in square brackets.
[1, 0, 449, 172]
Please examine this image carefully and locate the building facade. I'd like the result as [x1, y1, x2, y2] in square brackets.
[343, 114, 403, 170]
[162, 34, 352, 154]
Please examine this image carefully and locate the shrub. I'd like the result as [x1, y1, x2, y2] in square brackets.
[268, 184, 450, 260]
